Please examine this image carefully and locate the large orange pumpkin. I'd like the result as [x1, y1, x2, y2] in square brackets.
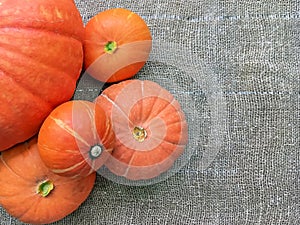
[38, 100, 115, 178]
[83, 8, 152, 83]
[95, 80, 188, 180]
[0, 0, 84, 151]
[0, 137, 96, 224]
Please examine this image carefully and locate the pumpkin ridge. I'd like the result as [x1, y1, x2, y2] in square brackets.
[142, 149, 180, 167]
[156, 111, 186, 126]
[0, 187, 39, 199]
[135, 95, 172, 125]
[51, 176, 87, 187]
[17, 197, 44, 223]
[98, 118, 114, 147]
[123, 152, 137, 176]
[0, 43, 79, 82]
[139, 81, 145, 124]
[86, 160, 97, 176]
[0, 155, 31, 183]
[107, 10, 151, 46]
[0, 48, 78, 109]
[101, 93, 134, 126]
[0, 25, 83, 43]
[152, 137, 187, 147]
[137, 81, 170, 123]
[0, 70, 53, 110]
[38, 144, 81, 155]
[116, 26, 151, 47]
[49, 195, 81, 206]
[153, 97, 177, 119]
[6, 193, 40, 221]
[19, 192, 81, 224]
[163, 119, 186, 127]
[50, 116, 90, 148]
[0, 25, 82, 43]
[79, 101, 98, 141]
[51, 160, 86, 175]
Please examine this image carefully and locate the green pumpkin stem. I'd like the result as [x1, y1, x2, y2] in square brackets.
[37, 180, 54, 197]
[104, 41, 117, 54]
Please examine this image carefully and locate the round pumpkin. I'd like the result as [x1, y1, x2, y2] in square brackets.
[38, 100, 115, 178]
[0, 0, 84, 151]
[95, 80, 188, 180]
[83, 8, 152, 83]
[0, 137, 96, 224]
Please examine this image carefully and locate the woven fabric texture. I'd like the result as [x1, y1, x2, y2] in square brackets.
[1, 0, 299, 224]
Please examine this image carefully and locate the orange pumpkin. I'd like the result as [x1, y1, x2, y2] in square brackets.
[83, 8, 152, 83]
[0, 137, 96, 224]
[95, 80, 188, 180]
[0, 0, 84, 151]
[38, 100, 115, 178]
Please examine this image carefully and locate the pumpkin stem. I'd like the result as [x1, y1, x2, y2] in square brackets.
[132, 126, 147, 142]
[104, 41, 117, 54]
[89, 144, 103, 159]
[37, 180, 54, 197]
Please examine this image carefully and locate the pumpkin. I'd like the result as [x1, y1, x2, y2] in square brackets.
[0, 137, 96, 224]
[83, 8, 152, 83]
[38, 100, 115, 178]
[0, 0, 84, 151]
[95, 80, 188, 180]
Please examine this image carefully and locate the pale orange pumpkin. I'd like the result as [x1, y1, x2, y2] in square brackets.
[95, 79, 188, 180]
[0, 137, 96, 224]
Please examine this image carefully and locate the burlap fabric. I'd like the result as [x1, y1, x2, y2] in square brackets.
[1, 0, 299, 224]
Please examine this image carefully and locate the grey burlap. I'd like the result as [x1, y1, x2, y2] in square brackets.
[1, 0, 299, 224]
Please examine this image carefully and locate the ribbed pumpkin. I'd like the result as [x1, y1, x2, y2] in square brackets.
[95, 80, 188, 180]
[0, 137, 96, 224]
[0, 0, 84, 151]
[38, 100, 115, 178]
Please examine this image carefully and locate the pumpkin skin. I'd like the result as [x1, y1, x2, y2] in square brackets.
[95, 80, 188, 180]
[0, 137, 96, 224]
[38, 100, 115, 178]
[0, 0, 84, 151]
[83, 8, 152, 83]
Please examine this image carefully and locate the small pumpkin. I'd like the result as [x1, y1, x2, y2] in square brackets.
[95, 80, 188, 180]
[83, 8, 152, 83]
[38, 100, 115, 178]
[0, 0, 84, 151]
[0, 137, 96, 224]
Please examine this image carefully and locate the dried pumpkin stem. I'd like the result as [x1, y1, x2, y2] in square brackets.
[104, 41, 117, 54]
[89, 144, 103, 159]
[37, 180, 54, 197]
[132, 126, 147, 142]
